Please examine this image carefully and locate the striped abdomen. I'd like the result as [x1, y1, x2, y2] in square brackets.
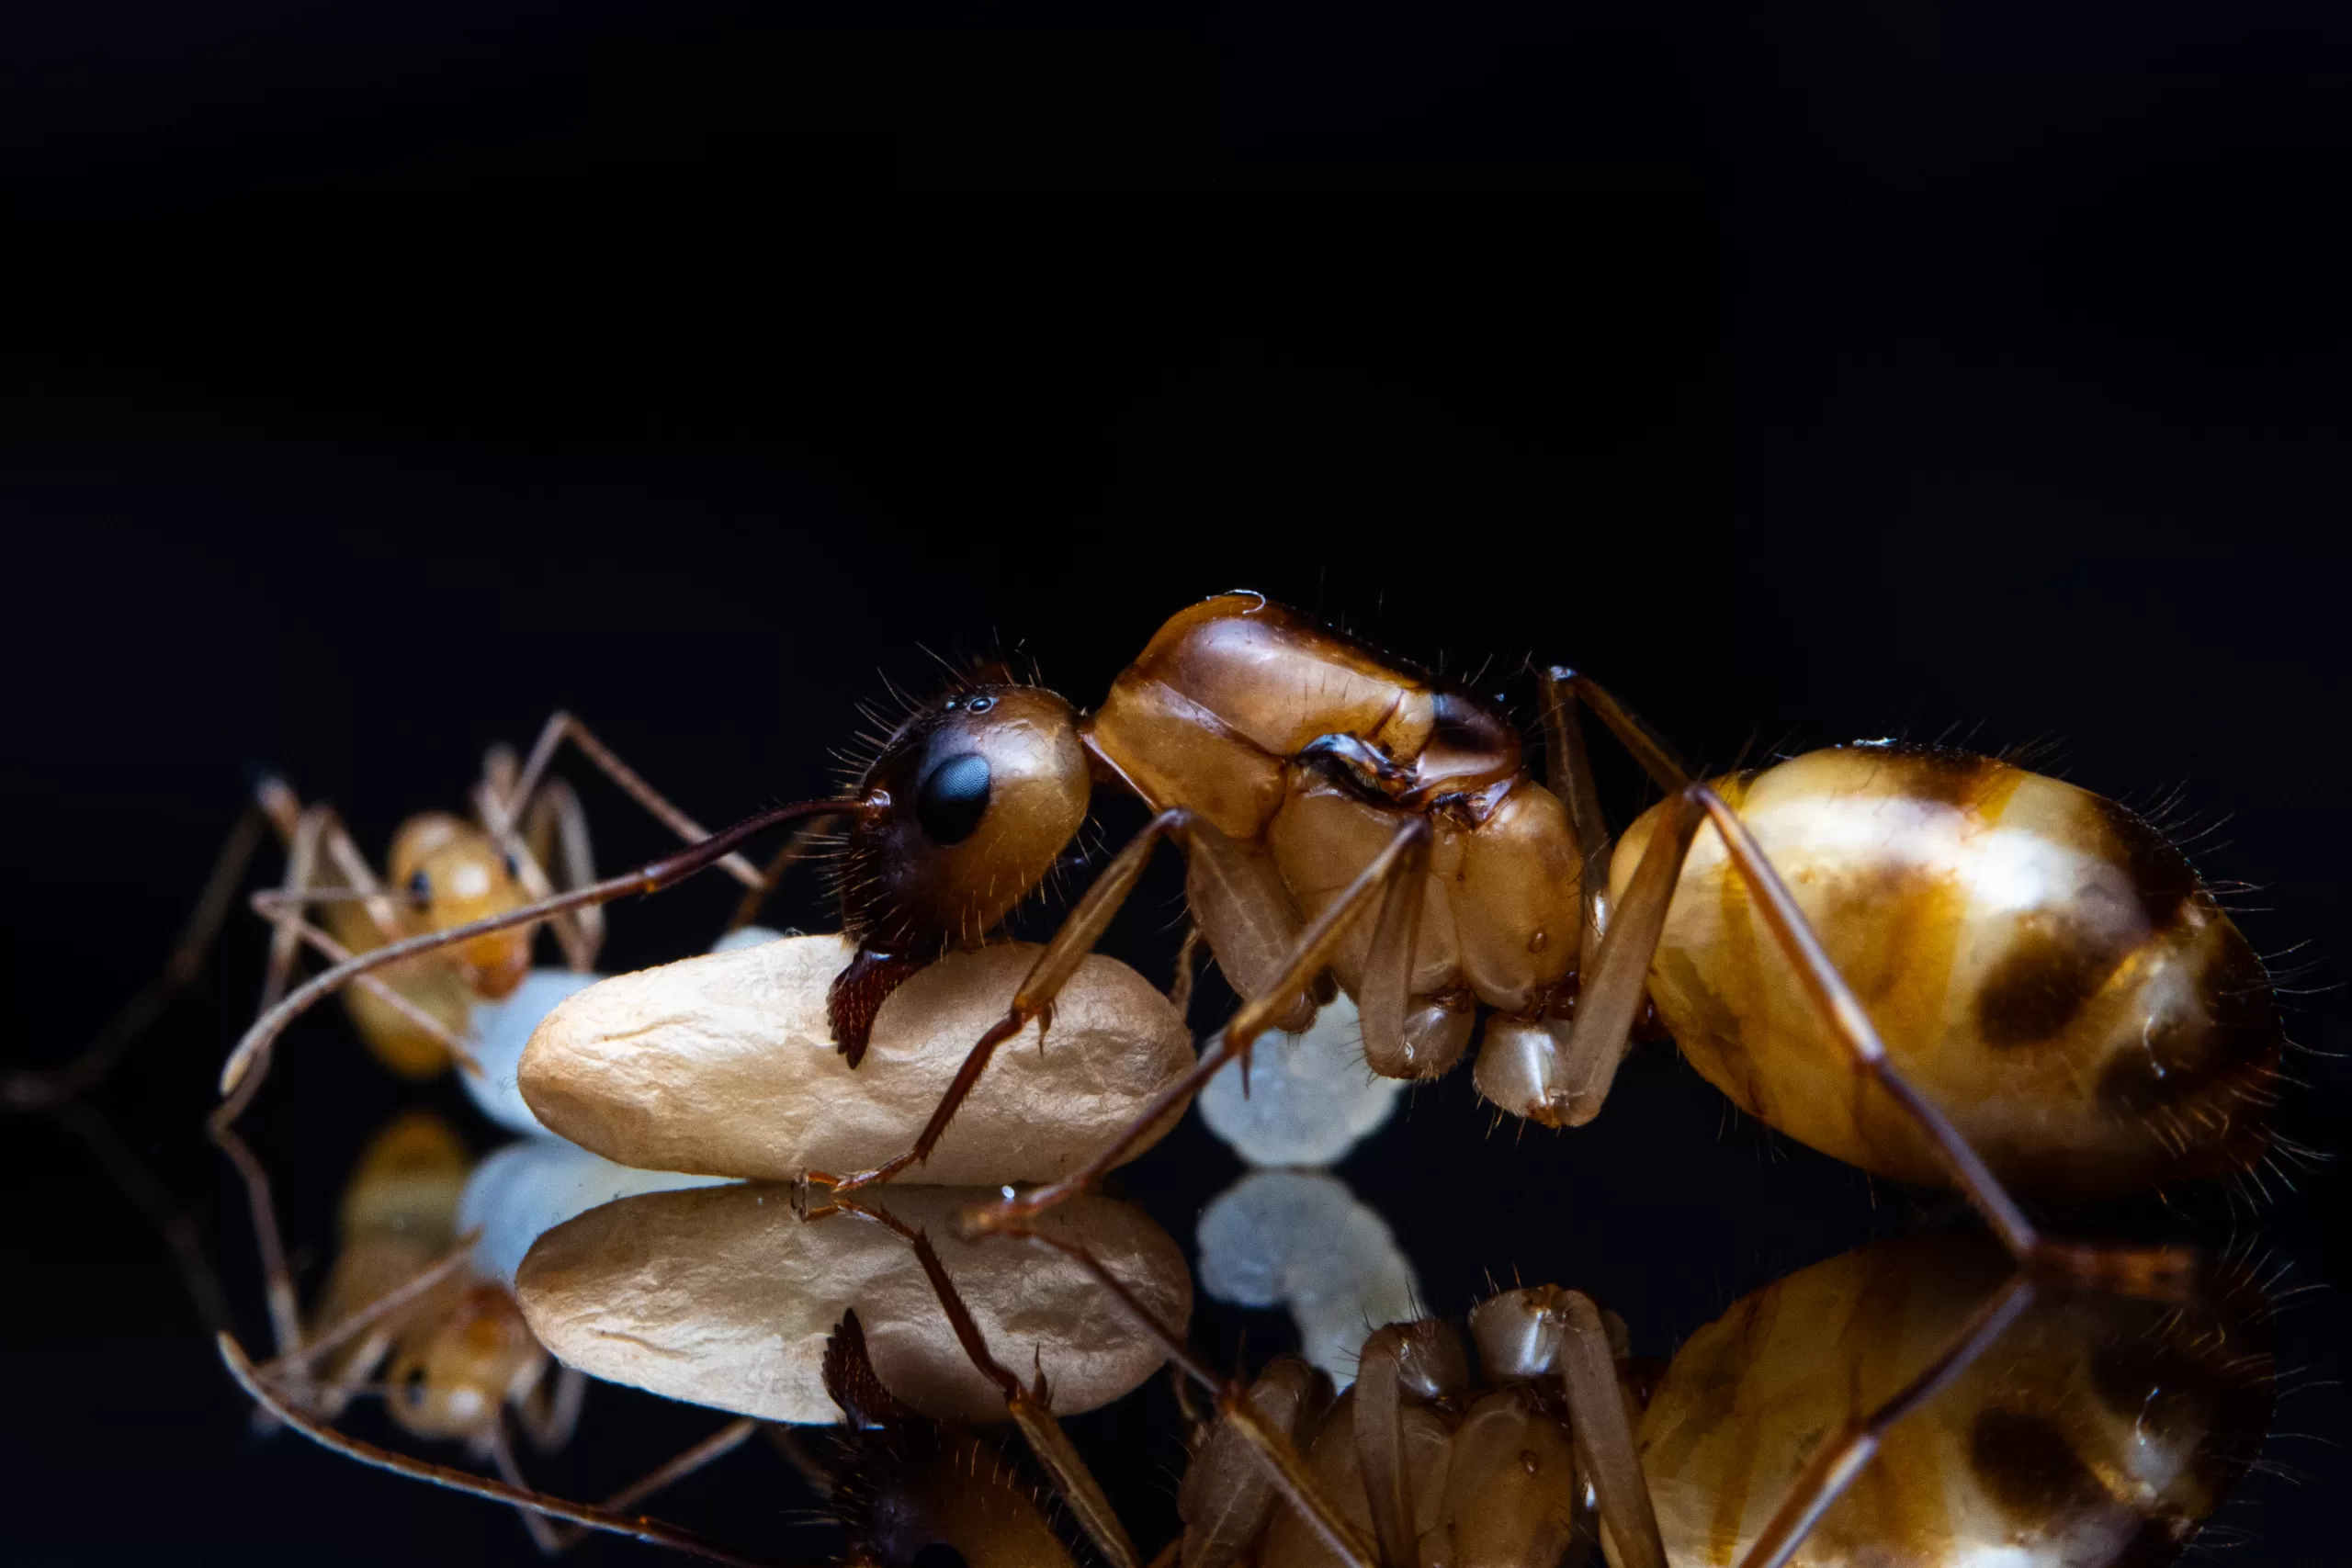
[1611, 744, 2278, 1198]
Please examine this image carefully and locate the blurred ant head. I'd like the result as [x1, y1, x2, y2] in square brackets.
[387, 815, 534, 998]
[384, 1284, 545, 1443]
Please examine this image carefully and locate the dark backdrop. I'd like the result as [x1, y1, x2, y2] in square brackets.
[5, 5, 2349, 1564]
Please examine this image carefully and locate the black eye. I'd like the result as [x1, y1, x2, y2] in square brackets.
[407, 870, 430, 902]
[915, 753, 991, 846]
[910, 1547, 968, 1568]
[503, 851, 520, 879]
[966, 694, 995, 714]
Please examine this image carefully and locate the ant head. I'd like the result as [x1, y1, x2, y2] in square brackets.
[385, 1285, 543, 1441]
[847, 683, 1091, 951]
[387, 815, 533, 1000]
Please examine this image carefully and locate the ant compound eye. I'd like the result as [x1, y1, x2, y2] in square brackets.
[915, 752, 991, 846]
[503, 851, 521, 880]
[966, 694, 996, 714]
[407, 869, 431, 902]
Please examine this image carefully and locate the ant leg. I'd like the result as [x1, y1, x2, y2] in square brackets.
[219, 906, 482, 1128]
[217, 797, 853, 1102]
[1732, 1274, 2036, 1568]
[1690, 788, 2192, 1292]
[1482, 790, 1708, 1126]
[504, 710, 766, 889]
[3, 796, 271, 1108]
[819, 807, 1208, 1191]
[534, 1417, 763, 1553]
[593, 1417, 760, 1518]
[1536, 669, 1615, 974]
[972, 818, 1429, 1231]
[517, 1364, 590, 1453]
[219, 1336, 781, 1566]
[837, 1199, 1144, 1568]
[257, 799, 328, 1016]
[1007, 1223, 1378, 1568]
[1553, 1291, 1665, 1568]
[209, 1120, 306, 1369]
[516, 777, 604, 972]
[1352, 1324, 1442, 1568]
[254, 1227, 482, 1387]
[1354, 826, 1434, 1077]
[1544, 671, 1697, 795]
[485, 1419, 572, 1555]
[1167, 921, 1204, 1019]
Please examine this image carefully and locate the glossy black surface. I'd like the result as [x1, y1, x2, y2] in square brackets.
[6, 6, 2351, 1563]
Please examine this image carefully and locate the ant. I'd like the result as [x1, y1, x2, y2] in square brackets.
[222, 594, 2282, 1292]
[223, 709, 796, 1124]
[1155, 1231, 2272, 1568]
[219, 1106, 764, 1559]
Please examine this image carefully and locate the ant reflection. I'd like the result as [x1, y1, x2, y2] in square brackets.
[222, 1109, 763, 1556]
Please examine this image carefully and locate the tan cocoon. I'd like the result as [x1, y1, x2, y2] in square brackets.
[518, 934, 1194, 1183]
[515, 1182, 1190, 1424]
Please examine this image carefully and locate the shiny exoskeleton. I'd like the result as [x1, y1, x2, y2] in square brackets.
[1611, 746, 2276, 1197]
[230, 593, 2282, 1247]
[1174, 1236, 2269, 1568]
[819, 592, 2275, 1207]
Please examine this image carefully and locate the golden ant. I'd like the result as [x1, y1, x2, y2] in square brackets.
[219, 1107, 765, 1560]
[221, 708, 805, 1125]
[1145, 1231, 2273, 1568]
[222, 592, 2283, 1293]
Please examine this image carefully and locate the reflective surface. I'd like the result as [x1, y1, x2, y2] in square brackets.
[9, 9, 2352, 1559]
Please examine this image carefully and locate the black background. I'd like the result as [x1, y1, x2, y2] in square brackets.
[5, 4, 2350, 1563]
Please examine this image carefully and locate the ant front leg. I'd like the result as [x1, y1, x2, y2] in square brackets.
[818, 807, 1226, 1193]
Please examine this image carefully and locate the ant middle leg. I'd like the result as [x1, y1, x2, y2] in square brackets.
[967, 816, 1430, 1230]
